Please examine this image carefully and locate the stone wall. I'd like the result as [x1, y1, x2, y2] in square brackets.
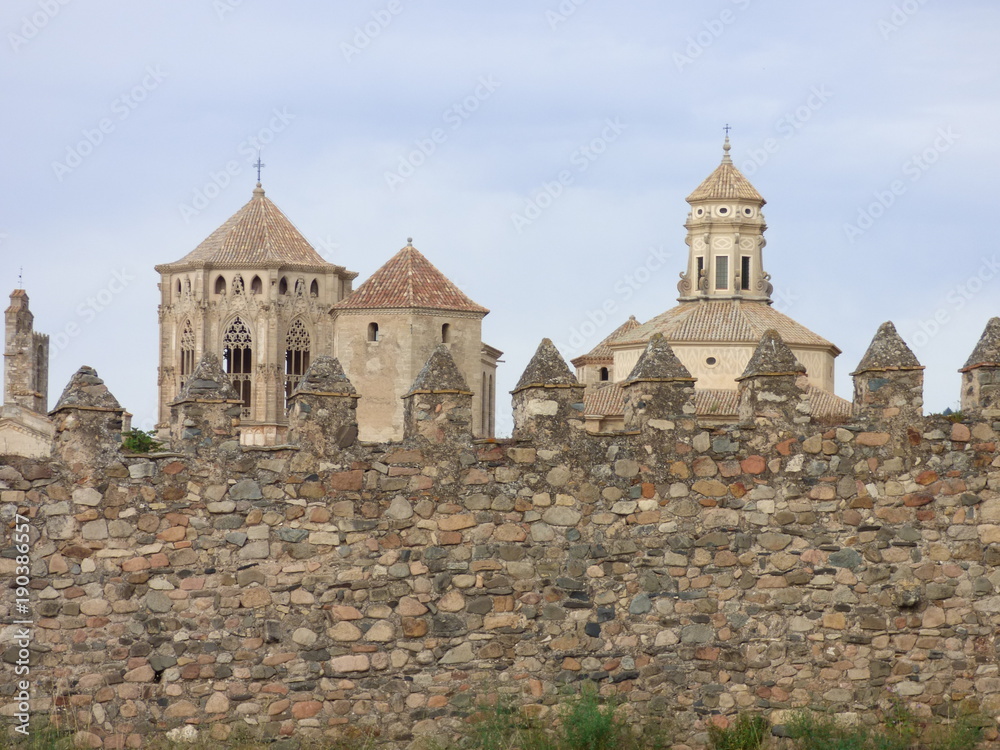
[3, 409, 1000, 748]
[3, 324, 1000, 749]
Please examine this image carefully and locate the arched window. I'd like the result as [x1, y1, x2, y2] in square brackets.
[215, 276, 226, 295]
[223, 317, 253, 418]
[34, 344, 45, 399]
[185, 278, 191, 295]
[368, 322, 379, 342]
[179, 320, 196, 386]
[284, 319, 311, 406]
[599, 367, 610, 382]
[310, 279, 319, 297]
[442, 323, 451, 343]
[278, 277, 288, 295]
[251, 276, 263, 295]
[232, 274, 245, 295]
[175, 280, 181, 297]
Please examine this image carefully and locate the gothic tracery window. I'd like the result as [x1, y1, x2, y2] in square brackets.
[179, 320, 196, 387]
[284, 318, 311, 406]
[232, 274, 245, 295]
[223, 317, 253, 418]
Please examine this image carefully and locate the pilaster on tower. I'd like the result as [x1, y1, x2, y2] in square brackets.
[676, 136, 773, 303]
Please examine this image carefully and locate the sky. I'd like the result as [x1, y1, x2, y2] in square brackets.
[3, 1, 999, 437]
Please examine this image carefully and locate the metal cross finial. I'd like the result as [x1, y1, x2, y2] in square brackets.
[723, 123, 732, 136]
[253, 150, 266, 182]
[18, 267, 23, 288]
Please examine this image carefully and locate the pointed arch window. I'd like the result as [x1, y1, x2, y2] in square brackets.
[34, 344, 45, 400]
[284, 319, 311, 405]
[223, 317, 253, 418]
[278, 277, 289, 295]
[215, 276, 226, 295]
[251, 275, 263, 295]
[179, 320, 196, 387]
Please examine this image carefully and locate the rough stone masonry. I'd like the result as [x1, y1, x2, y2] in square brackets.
[3, 322, 1000, 749]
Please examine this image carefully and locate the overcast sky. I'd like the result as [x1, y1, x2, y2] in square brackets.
[4, 1, 998, 436]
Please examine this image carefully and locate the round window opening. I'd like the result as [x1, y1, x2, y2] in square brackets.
[696, 208, 704, 216]
[718, 207, 728, 215]
[743, 207, 753, 216]
[706, 357, 718, 366]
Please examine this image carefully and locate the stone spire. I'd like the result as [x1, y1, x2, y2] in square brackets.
[403, 345, 473, 443]
[169, 354, 243, 449]
[737, 329, 807, 380]
[851, 321, 923, 423]
[622, 334, 697, 429]
[959, 317, 1000, 417]
[678, 137, 771, 303]
[511, 339, 585, 440]
[406, 345, 473, 396]
[50, 366, 126, 471]
[288, 356, 361, 453]
[736, 330, 811, 425]
[173, 353, 240, 402]
[51, 366, 124, 413]
[512, 339, 579, 393]
[5, 289, 49, 414]
[852, 321, 922, 373]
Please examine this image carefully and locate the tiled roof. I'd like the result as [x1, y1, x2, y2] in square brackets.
[583, 382, 851, 421]
[157, 184, 338, 272]
[570, 316, 640, 367]
[686, 139, 765, 204]
[332, 243, 488, 314]
[614, 300, 838, 352]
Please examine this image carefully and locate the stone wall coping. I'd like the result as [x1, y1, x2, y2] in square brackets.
[850, 364, 926, 375]
[510, 382, 585, 394]
[288, 391, 361, 400]
[49, 404, 125, 415]
[403, 388, 473, 397]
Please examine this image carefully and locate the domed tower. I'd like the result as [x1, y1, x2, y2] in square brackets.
[154, 182, 357, 445]
[676, 136, 772, 303]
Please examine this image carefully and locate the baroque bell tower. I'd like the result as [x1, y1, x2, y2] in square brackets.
[676, 136, 773, 303]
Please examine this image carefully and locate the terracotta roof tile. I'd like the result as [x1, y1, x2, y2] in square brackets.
[686, 139, 765, 204]
[333, 243, 488, 314]
[570, 316, 640, 367]
[614, 300, 838, 352]
[583, 383, 851, 421]
[157, 185, 338, 272]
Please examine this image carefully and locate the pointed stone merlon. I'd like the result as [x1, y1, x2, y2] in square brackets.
[959, 317, 1000, 418]
[403, 345, 473, 443]
[4, 289, 49, 414]
[49, 366, 126, 466]
[288, 356, 361, 451]
[622, 334, 697, 430]
[851, 321, 924, 422]
[511, 339, 586, 440]
[169, 353, 243, 448]
[736, 330, 811, 425]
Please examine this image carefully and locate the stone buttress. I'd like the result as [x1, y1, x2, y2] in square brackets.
[621, 333, 697, 431]
[169, 353, 243, 451]
[736, 329, 811, 425]
[510, 338, 585, 440]
[959, 317, 1000, 419]
[287, 355, 361, 452]
[402, 345, 474, 443]
[851, 321, 924, 423]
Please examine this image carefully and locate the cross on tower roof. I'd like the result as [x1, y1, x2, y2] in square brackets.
[253, 151, 266, 182]
[723, 123, 732, 135]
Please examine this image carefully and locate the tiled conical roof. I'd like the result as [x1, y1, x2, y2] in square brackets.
[686, 138, 765, 204]
[406, 345, 472, 395]
[156, 184, 336, 272]
[51, 366, 123, 414]
[332, 242, 488, 314]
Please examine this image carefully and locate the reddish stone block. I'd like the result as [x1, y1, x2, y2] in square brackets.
[328, 470, 363, 491]
[916, 470, 939, 485]
[741, 455, 767, 475]
[904, 493, 933, 507]
[161, 461, 185, 475]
